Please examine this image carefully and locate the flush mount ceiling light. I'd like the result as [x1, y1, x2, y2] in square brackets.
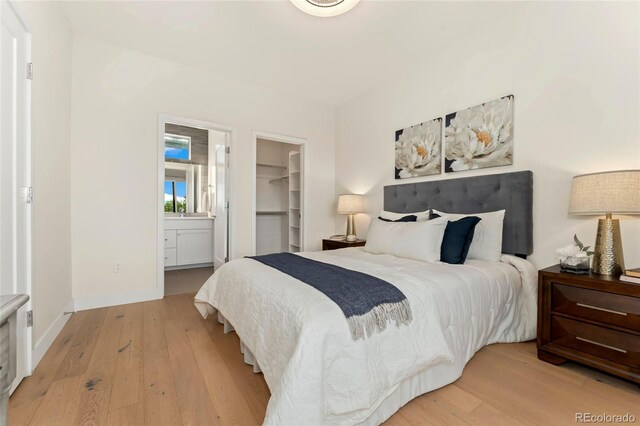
[290, 0, 360, 17]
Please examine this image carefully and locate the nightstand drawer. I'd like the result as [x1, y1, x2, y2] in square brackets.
[551, 283, 640, 332]
[0, 321, 9, 382]
[551, 316, 640, 369]
[322, 239, 366, 251]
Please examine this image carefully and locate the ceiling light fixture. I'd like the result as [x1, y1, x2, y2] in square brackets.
[290, 0, 360, 17]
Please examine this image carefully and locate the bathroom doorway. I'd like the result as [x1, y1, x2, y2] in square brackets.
[252, 132, 305, 255]
[157, 115, 233, 296]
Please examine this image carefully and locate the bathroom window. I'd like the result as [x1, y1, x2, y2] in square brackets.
[164, 133, 191, 160]
[164, 180, 187, 213]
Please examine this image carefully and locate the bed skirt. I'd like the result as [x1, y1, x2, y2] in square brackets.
[218, 312, 263, 374]
[215, 311, 466, 426]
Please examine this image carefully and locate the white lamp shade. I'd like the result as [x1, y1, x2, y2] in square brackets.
[569, 170, 640, 215]
[337, 194, 364, 214]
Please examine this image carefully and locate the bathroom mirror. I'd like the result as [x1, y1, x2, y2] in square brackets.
[164, 123, 211, 215]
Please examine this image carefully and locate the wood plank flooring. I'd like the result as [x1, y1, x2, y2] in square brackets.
[10, 293, 640, 425]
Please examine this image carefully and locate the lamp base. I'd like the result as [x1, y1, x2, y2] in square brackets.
[345, 214, 356, 242]
[592, 217, 624, 276]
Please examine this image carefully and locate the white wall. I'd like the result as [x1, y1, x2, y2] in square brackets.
[335, 2, 640, 269]
[70, 35, 335, 302]
[15, 1, 74, 353]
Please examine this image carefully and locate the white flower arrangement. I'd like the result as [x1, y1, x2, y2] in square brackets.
[556, 235, 594, 266]
[444, 96, 513, 172]
[395, 118, 441, 178]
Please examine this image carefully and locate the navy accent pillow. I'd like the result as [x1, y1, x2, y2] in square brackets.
[378, 215, 418, 222]
[435, 214, 482, 264]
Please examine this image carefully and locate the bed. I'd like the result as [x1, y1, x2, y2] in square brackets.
[195, 170, 535, 426]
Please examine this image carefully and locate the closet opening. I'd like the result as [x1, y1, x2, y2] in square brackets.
[253, 134, 305, 255]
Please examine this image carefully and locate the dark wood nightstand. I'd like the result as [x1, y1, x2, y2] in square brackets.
[537, 265, 640, 384]
[322, 238, 366, 251]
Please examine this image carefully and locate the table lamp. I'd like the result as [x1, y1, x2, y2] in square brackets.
[569, 170, 640, 275]
[337, 194, 364, 242]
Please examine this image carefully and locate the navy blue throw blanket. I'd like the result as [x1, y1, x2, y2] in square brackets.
[248, 252, 413, 340]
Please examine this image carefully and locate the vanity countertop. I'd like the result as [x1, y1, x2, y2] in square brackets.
[0, 294, 30, 324]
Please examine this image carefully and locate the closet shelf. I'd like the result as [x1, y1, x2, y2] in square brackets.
[257, 162, 287, 169]
[256, 211, 288, 215]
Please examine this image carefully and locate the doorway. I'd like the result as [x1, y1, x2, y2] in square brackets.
[157, 115, 233, 297]
[252, 132, 305, 255]
[1, 0, 33, 391]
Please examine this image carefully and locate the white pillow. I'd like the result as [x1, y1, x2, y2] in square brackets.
[432, 209, 505, 262]
[364, 217, 448, 263]
[379, 209, 430, 222]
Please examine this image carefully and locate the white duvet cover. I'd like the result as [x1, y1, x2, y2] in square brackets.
[194, 248, 537, 426]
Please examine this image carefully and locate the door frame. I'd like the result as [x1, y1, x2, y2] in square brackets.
[251, 131, 306, 255]
[157, 114, 235, 297]
[212, 143, 228, 270]
[2, 0, 34, 384]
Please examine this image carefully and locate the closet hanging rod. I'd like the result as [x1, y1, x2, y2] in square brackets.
[257, 162, 287, 169]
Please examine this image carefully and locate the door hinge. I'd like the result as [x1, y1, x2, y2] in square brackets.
[27, 310, 33, 327]
[224, 256, 229, 262]
[225, 146, 230, 154]
[27, 63, 33, 80]
[23, 187, 33, 203]
[224, 201, 230, 210]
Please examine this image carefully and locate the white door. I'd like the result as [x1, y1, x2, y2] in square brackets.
[1, 0, 33, 391]
[214, 143, 228, 269]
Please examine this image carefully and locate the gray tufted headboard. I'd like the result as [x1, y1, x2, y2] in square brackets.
[383, 170, 533, 256]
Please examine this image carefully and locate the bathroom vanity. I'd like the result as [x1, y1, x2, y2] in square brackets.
[164, 217, 215, 269]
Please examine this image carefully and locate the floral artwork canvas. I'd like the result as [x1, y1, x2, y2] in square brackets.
[444, 95, 514, 173]
[394, 117, 442, 179]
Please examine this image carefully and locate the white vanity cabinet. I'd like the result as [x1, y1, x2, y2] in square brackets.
[177, 229, 212, 264]
[164, 218, 214, 269]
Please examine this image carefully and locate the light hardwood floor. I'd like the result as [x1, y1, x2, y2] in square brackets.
[10, 293, 640, 426]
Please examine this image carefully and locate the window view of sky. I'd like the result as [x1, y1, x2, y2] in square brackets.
[164, 181, 186, 198]
[165, 147, 189, 160]
[165, 133, 190, 160]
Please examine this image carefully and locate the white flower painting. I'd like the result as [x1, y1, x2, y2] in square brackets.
[444, 95, 514, 173]
[395, 117, 442, 179]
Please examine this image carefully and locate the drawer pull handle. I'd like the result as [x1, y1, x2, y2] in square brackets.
[576, 336, 627, 353]
[576, 303, 627, 316]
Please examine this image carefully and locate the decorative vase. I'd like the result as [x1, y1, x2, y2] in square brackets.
[559, 255, 591, 274]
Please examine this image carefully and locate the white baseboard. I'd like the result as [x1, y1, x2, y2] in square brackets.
[73, 287, 161, 312]
[32, 299, 74, 370]
[164, 262, 213, 272]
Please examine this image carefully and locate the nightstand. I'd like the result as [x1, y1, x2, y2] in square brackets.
[322, 238, 366, 251]
[537, 265, 640, 384]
